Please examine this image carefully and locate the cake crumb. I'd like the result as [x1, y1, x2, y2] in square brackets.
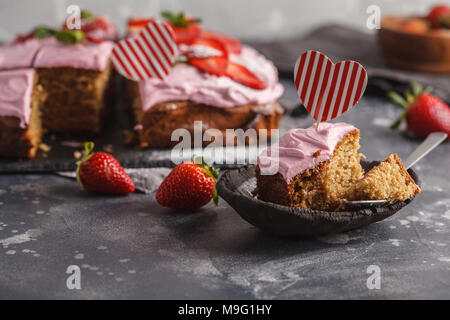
[313, 149, 321, 157]
[73, 151, 82, 159]
[39, 143, 51, 152]
[123, 130, 137, 145]
[103, 144, 113, 153]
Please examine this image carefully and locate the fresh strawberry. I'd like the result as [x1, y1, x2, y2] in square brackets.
[188, 38, 228, 76]
[161, 11, 202, 44]
[427, 4, 450, 28]
[225, 61, 267, 90]
[402, 18, 429, 34]
[156, 157, 219, 211]
[200, 30, 241, 54]
[389, 82, 450, 140]
[76, 142, 135, 194]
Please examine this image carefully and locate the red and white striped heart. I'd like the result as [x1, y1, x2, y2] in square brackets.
[294, 50, 367, 122]
[111, 20, 176, 81]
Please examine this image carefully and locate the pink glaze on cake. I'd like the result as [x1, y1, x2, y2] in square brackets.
[258, 122, 358, 183]
[138, 46, 284, 110]
[0, 38, 56, 70]
[0, 68, 35, 128]
[33, 40, 114, 71]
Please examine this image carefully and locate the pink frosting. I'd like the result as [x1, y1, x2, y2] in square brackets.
[0, 68, 35, 128]
[138, 46, 284, 110]
[33, 40, 114, 71]
[0, 38, 56, 70]
[258, 122, 358, 183]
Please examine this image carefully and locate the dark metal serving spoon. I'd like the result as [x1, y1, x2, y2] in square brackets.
[343, 132, 448, 209]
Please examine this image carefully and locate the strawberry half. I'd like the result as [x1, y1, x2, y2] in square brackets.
[200, 30, 241, 54]
[76, 142, 135, 194]
[188, 38, 228, 76]
[156, 157, 219, 211]
[389, 82, 450, 140]
[225, 61, 267, 90]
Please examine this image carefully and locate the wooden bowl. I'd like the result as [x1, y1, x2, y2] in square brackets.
[377, 16, 450, 73]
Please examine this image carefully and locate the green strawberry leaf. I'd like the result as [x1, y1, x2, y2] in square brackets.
[75, 142, 95, 190]
[34, 26, 56, 39]
[161, 10, 201, 28]
[55, 30, 85, 44]
[80, 9, 94, 20]
[388, 91, 408, 108]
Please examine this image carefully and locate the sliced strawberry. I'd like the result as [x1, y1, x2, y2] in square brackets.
[200, 30, 241, 54]
[225, 61, 266, 90]
[14, 30, 35, 43]
[188, 38, 228, 76]
[187, 38, 228, 58]
[86, 35, 103, 44]
[128, 17, 155, 28]
[127, 18, 155, 36]
[172, 22, 201, 44]
[82, 16, 111, 33]
[189, 55, 228, 77]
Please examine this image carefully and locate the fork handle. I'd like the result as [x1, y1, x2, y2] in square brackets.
[403, 132, 447, 169]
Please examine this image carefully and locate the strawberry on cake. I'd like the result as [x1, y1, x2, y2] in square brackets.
[125, 12, 284, 148]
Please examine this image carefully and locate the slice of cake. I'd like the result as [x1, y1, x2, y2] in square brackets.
[347, 154, 420, 201]
[255, 122, 364, 211]
[0, 69, 46, 158]
[33, 41, 115, 134]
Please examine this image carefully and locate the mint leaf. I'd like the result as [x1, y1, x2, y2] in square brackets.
[55, 30, 85, 44]
[80, 9, 94, 20]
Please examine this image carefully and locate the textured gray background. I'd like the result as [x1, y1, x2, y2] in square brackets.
[0, 80, 449, 299]
[0, 0, 443, 42]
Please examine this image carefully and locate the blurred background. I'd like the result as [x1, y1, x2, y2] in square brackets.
[0, 0, 442, 42]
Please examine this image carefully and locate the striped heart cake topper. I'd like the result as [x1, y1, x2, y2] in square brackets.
[111, 20, 176, 81]
[294, 50, 367, 125]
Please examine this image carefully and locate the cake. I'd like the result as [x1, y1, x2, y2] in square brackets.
[0, 69, 46, 158]
[347, 154, 421, 201]
[33, 40, 115, 134]
[256, 122, 363, 211]
[0, 14, 117, 158]
[124, 12, 284, 148]
[255, 123, 421, 211]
